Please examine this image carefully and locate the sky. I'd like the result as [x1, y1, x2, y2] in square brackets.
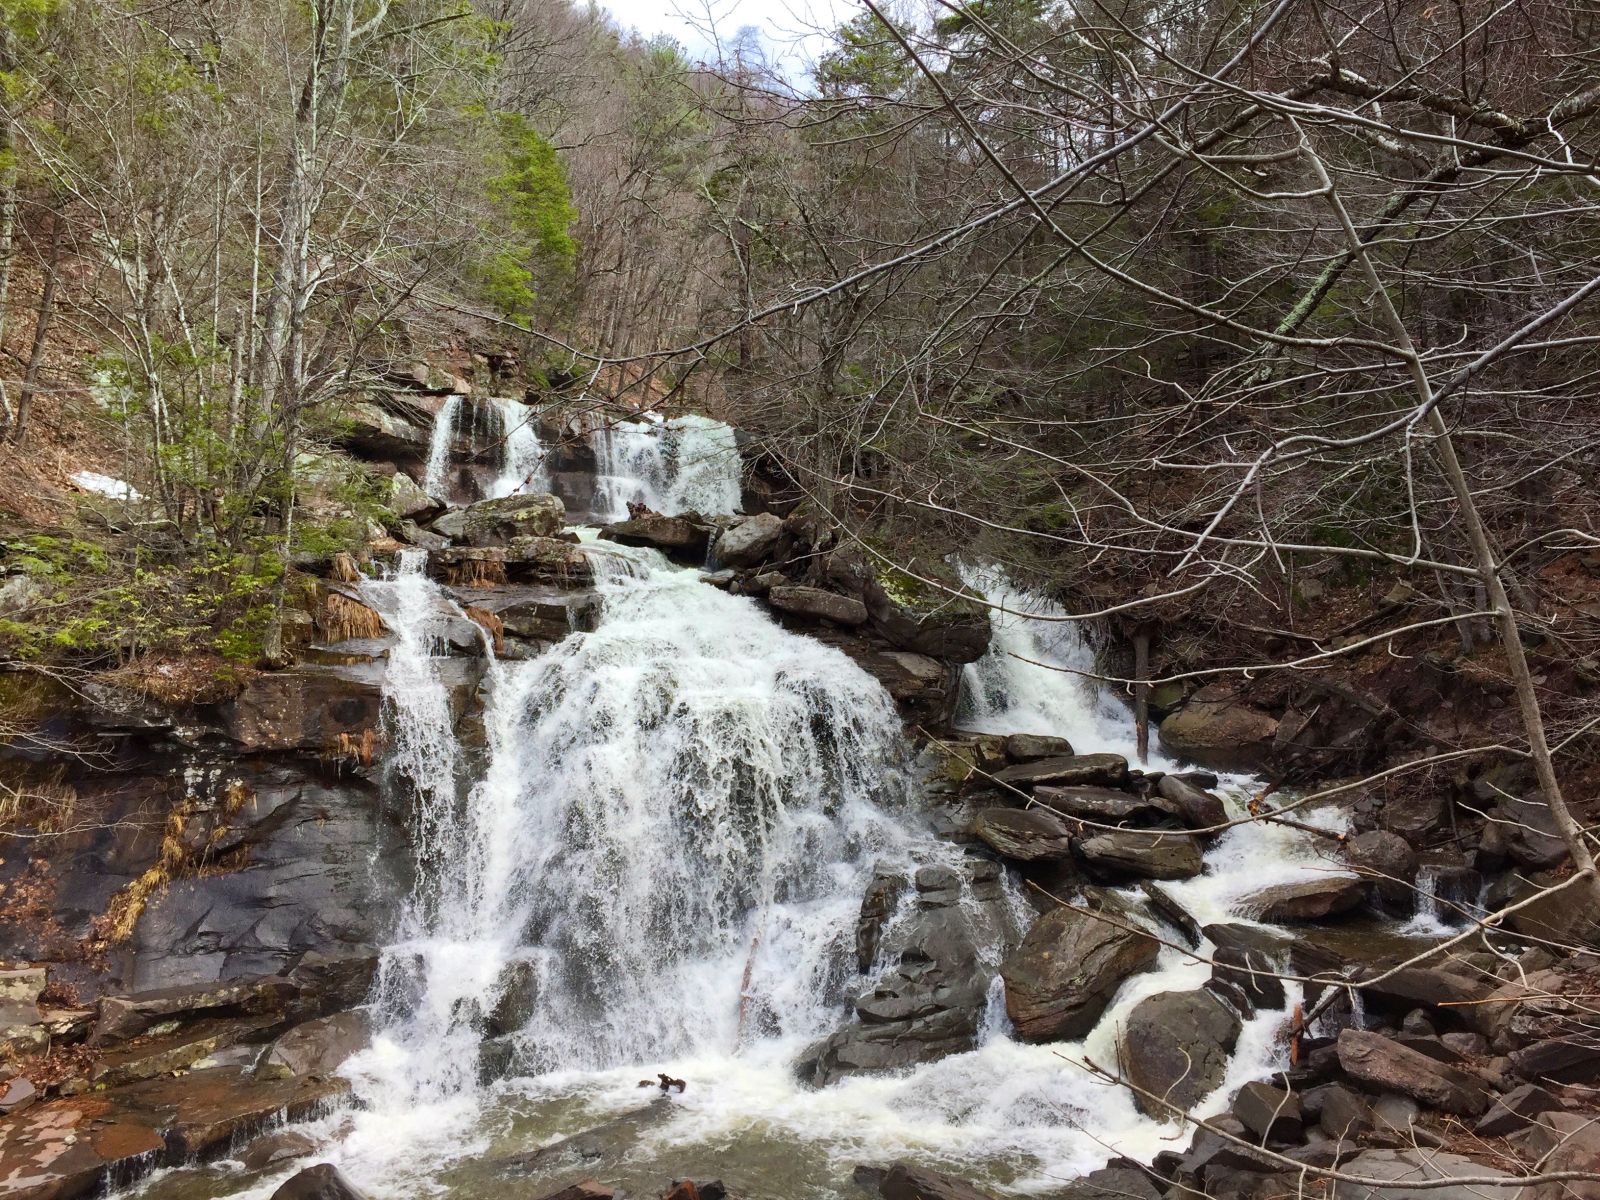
[596, 0, 864, 76]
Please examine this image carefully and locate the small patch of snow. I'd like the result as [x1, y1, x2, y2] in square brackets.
[70, 470, 143, 501]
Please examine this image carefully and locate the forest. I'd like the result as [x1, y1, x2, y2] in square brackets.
[0, 0, 1597, 1197]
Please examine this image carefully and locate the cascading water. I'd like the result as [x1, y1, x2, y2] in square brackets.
[958, 565, 1160, 765]
[146, 478, 1379, 1200]
[422, 395, 463, 498]
[590, 413, 743, 520]
[485, 397, 548, 499]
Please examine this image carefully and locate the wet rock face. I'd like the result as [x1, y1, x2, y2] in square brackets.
[1000, 898, 1158, 1042]
[129, 761, 409, 989]
[799, 859, 1020, 1086]
[1122, 989, 1241, 1118]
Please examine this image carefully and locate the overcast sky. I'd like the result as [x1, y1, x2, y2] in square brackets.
[597, 0, 864, 76]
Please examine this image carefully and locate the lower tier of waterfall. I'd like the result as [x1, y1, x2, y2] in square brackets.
[112, 539, 1415, 1200]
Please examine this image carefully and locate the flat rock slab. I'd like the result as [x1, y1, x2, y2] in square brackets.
[1077, 830, 1203, 880]
[993, 754, 1129, 790]
[972, 807, 1076, 862]
[0, 1067, 347, 1200]
[1033, 786, 1176, 827]
[1239, 876, 1364, 923]
[1328, 1149, 1514, 1200]
[1337, 1029, 1489, 1116]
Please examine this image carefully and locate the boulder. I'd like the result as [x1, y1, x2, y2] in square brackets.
[1344, 831, 1418, 911]
[1498, 792, 1570, 869]
[1077, 830, 1203, 880]
[386, 472, 440, 521]
[535, 1183, 621, 1200]
[768, 585, 869, 627]
[1358, 967, 1489, 1014]
[713, 513, 783, 567]
[1510, 1037, 1600, 1085]
[1053, 1166, 1163, 1200]
[270, 1163, 371, 1200]
[1239, 877, 1364, 923]
[1232, 1080, 1302, 1143]
[1377, 791, 1448, 841]
[1308, 1082, 1374, 1139]
[880, 1162, 997, 1200]
[1033, 786, 1176, 826]
[1155, 775, 1228, 830]
[972, 808, 1076, 862]
[600, 515, 710, 560]
[1518, 1111, 1600, 1200]
[1474, 1082, 1560, 1136]
[1000, 902, 1158, 1042]
[1157, 687, 1279, 772]
[241, 1129, 319, 1171]
[1327, 1149, 1514, 1200]
[461, 492, 566, 547]
[429, 508, 469, 540]
[257, 1010, 370, 1080]
[1336, 1029, 1489, 1116]
[993, 754, 1129, 791]
[488, 959, 540, 1036]
[1003, 733, 1074, 761]
[861, 566, 991, 663]
[1122, 989, 1241, 1118]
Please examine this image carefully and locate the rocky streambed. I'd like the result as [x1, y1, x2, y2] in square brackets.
[3, 397, 1597, 1200]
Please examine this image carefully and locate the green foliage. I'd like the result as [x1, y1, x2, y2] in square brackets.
[475, 110, 578, 322]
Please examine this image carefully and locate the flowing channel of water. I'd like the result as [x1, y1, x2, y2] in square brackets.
[485, 397, 549, 500]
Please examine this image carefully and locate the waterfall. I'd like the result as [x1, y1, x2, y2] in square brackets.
[485, 397, 548, 499]
[201, 541, 1359, 1200]
[591, 413, 743, 520]
[957, 565, 1163, 764]
[422, 395, 463, 498]
[332, 537, 929, 1176]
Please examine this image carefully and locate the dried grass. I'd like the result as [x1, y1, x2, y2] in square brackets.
[319, 591, 385, 643]
[442, 559, 505, 587]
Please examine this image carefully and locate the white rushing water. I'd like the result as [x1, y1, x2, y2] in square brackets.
[485, 397, 548, 500]
[153, 448, 1360, 1200]
[590, 413, 743, 521]
[422, 395, 464, 498]
[958, 565, 1165, 766]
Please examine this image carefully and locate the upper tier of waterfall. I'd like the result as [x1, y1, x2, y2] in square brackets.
[590, 414, 743, 521]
